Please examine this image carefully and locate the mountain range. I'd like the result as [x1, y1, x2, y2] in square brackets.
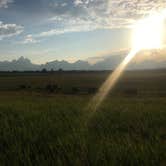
[0, 54, 166, 71]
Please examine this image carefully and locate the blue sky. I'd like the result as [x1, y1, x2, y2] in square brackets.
[0, 0, 165, 63]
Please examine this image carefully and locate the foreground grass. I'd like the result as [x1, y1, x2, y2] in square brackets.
[0, 92, 165, 166]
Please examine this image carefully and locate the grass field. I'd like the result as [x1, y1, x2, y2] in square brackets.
[0, 71, 165, 165]
[0, 70, 166, 95]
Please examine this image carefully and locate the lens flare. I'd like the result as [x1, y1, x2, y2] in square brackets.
[88, 49, 138, 111]
[88, 11, 166, 112]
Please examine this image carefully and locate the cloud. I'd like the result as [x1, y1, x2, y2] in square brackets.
[22, 0, 166, 41]
[50, 0, 166, 28]
[87, 49, 130, 64]
[0, 21, 23, 39]
[39, 16, 99, 37]
[0, 0, 13, 8]
[88, 47, 166, 65]
[22, 35, 39, 44]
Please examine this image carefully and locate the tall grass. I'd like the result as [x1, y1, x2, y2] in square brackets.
[0, 93, 165, 165]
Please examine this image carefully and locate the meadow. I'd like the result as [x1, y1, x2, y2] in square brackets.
[0, 71, 165, 165]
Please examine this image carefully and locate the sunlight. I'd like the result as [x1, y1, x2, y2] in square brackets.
[88, 49, 138, 111]
[132, 14, 164, 50]
[88, 10, 166, 112]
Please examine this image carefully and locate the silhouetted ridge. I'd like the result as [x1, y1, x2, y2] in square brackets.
[0, 56, 165, 71]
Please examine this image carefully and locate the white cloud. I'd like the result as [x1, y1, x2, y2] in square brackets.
[39, 16, 100, 37]
[74, 0, 83, 6]
[22, 35, 39, 44]
[72, 0, 166, 28]
[48, 0, 166, 34]
[0, 0, 13, 8]
[0, 21, 23, 39]
[25, 0, 166, 40]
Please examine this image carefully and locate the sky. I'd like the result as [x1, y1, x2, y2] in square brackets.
[0, 0, 166, 64]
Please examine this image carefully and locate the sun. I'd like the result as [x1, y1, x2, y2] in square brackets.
[88, 10, 166, 112]
[132, 14, 164, 50]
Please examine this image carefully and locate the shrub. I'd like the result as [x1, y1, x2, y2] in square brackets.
[19, 85, 26, 89]
[45, 84, 59, 93]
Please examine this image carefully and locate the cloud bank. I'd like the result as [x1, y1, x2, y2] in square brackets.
[25, 0, 166, 41]
[0, 21, 23, 39]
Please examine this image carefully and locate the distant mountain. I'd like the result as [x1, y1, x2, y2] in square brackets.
[90, 50, 166, 70]
[0, 54, 166, 71]
[41, 60, 90, 71]
[0, 57, 39, 71]
[0, 57, 91, 71]
[92, 54, 125, 70]
[91, 54, 166, 70]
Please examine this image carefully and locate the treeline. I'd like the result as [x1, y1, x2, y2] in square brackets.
[18, 83, 98, 95]
[18, 83, 141, 96]
[0, 68, 166, 73]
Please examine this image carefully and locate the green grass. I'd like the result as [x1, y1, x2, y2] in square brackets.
[0, 92, 165, 165]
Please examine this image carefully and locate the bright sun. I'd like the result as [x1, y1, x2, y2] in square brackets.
[89, 10, 166, 111]
[132, 13, 165, 50]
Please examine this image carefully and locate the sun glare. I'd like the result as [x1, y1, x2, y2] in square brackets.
[132, 14, 164, 50]
[88, 10, 166, 112]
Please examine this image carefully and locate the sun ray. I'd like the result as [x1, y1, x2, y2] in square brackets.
[88, 49, 138, 111]
[88, 10, 166, 112]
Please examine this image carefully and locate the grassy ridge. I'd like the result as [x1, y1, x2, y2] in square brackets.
[0, 93, 165, 165]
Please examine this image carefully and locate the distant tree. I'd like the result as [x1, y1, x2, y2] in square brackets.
[19, 85, 26, 89]
[50, 68, 54, 73]
[41, 68, 47, 73]
[58, 68, 63, 72]
[45, 84, 59, 93]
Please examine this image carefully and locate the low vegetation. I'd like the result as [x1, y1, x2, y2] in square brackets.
[0, 71, 165, 165]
